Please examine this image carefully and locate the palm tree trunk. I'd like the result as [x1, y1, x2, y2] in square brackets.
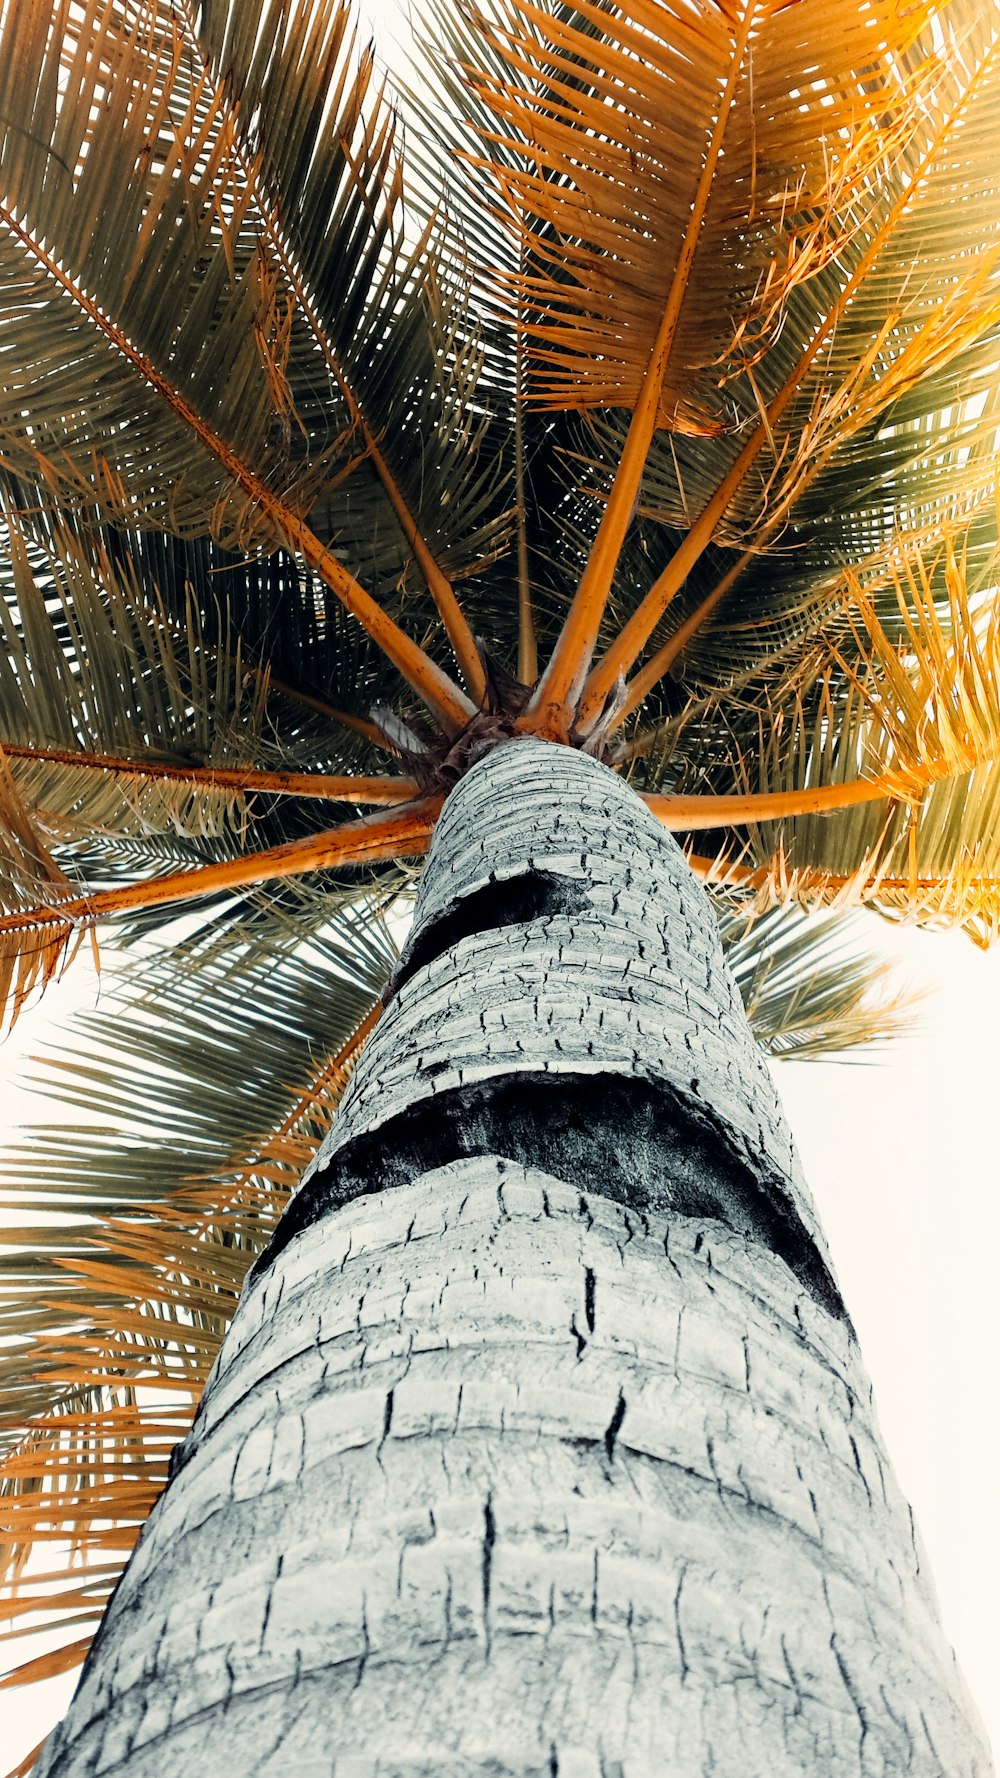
[36, 738, 991, 1776]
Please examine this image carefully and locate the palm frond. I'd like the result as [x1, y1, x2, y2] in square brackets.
[0, 746, 90, 1028]
[195, 0, 510, 599]
[0, 0, 474, 727]
[717, 900, 915, 1059]
[461, 0, 930, 427]
[95, 524, 408, 758]
[573, 0, 1000, 719]
[686, 761, 1000, 946]
[839, 535, 1000, 796]
[615, 335, 1000, 710]
[0, 506, 437, 1017]
[0, 913, 394, 1687]
[637, 529, 1000, 943]
[0, 799, 436, 1030]
[0, 512, 276, 838]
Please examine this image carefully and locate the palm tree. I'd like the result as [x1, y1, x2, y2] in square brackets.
[1, 0, 998, 1768]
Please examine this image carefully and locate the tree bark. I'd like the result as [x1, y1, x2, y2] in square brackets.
[36, 738, 992, 1776]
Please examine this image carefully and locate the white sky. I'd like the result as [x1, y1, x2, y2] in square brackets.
[1, 0, 997, 1765]
[775, 920, 1000, 1757]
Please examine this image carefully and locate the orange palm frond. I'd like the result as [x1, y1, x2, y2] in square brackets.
[470, 0, 929, 425]
[0, 800, 437, 1028]
[455, 0, 935, 721]
[687, 838, 1000, 949]
[575, 9, 1000, 726]
[836, 536, 1000, 796]
[0, 1000, 379, 1703]
[0, 746, 96, 1027]
[2, 746, 419, 807]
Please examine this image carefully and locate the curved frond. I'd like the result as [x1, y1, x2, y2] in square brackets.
[573, 0, 1000, 720]
[0, 914, 394, 1691]
[462, 0, 932, 427]
[0, 512, 275, 837]
[0, 0, 474, 727]
[0, 800, 436, 1032]
[717, 900, 915, 1059]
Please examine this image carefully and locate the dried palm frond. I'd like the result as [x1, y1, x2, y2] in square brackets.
[1, 916, 393, 1690]
[0, 743, 90, 1028]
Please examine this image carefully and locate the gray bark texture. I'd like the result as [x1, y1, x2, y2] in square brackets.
[36, 738, 993, 1776]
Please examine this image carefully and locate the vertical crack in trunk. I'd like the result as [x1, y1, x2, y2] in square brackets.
[584, 1267, 597, 1335]
[604, 1388, 627, 1461]
[482, 1492, 496, 1652]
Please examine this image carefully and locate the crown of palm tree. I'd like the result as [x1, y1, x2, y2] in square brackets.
[2, 0, 999, 1757]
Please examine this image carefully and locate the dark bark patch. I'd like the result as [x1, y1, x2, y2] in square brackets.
[251, 1071, 847, 1322]
[482, 1491, 496, 1643]
[605, 1389, 627, 1461]
[388, 870, 590, 1000]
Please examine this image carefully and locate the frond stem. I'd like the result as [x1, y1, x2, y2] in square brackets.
[364, 433, 488, 702]
[577, 37, 1000, 728]
[2, 745, 419, 805]
[686, 851, 1000, 897]
[263, 678, 393, 750]
[0, 205, 475, 737]
[618, 554, 749, 721]
[526, 1, 757, 730]
[0, 801, 440, 937]
[644, 779, 896, 832]
[514, 223, 537, 685]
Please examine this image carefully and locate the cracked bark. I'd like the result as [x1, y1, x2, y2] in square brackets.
[35, 738, 992, 1776]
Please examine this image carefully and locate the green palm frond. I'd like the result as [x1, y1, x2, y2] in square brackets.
[0, 505, 427, 993]
[194, 0, 511, 586]
[717, 900, 914, 1060]
[0, 0, 378, 537]
[0, 503, 418, 800]
[628, 340, 1000, 694]
[104, 525, 406, 756]
[0, 0, 504, 726]
[0, 514, 274, 836]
